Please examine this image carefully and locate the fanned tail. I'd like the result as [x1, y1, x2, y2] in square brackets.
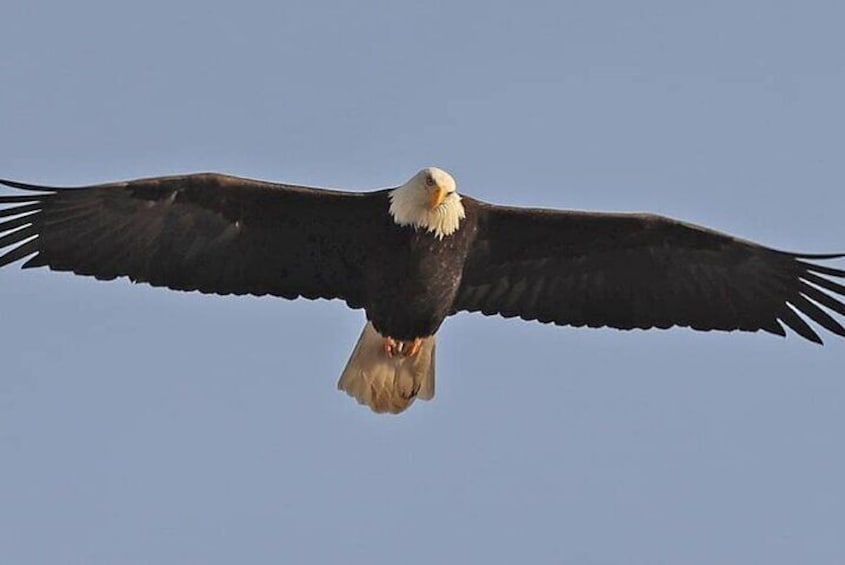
[337, 322, 435, 414]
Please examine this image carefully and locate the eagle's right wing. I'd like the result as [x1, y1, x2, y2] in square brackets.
[1, 173, 386, 308]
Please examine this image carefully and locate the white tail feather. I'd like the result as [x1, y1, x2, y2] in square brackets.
[337, 322, 436, 414]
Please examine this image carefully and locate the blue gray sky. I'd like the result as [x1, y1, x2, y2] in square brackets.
[2, 1, 844, 563]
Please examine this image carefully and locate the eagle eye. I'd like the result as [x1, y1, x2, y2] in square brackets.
[425, 176, 435, 187]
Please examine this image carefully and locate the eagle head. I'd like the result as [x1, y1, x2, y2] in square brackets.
[388, 167, 465, 239]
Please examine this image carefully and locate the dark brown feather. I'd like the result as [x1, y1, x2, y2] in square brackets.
[1, 173, 384, 307]
[453, 198, 845, 344]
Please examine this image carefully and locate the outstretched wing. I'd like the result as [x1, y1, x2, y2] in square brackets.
[453, 199, 845, 344]
[0, 173, 385, 308]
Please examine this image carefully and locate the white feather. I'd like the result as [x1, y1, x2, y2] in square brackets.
[337, 322, 436, 414]
[388, 167, 465, 239]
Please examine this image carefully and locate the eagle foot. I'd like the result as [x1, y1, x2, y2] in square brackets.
[382, 336, 423, 358]
[402, 338, 423, 358]
[383, 336, 400, 358]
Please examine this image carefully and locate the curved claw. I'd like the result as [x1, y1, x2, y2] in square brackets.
[402, 338, 423, 358]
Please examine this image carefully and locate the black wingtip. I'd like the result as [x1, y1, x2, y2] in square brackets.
[791, 251, 845, 260]
[0, 179, 59, 192]
[797, 259, 845, 278]
[778, 305, 825, 345]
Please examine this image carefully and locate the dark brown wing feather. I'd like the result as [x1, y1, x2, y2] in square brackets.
[0, 173, 385, 308]
[453, 198, 845, 344]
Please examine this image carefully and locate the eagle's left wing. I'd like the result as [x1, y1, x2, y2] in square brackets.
[452, 198, 845, 344]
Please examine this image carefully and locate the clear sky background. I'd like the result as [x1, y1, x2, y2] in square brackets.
[2, 1, 844, 564]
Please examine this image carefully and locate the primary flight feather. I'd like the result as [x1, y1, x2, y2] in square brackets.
[2, 168, 843, 413]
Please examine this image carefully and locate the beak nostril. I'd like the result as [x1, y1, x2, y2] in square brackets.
[429, 186, 446, 209]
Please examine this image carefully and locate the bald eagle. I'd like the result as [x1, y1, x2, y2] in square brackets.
[1, 168, 844, 413]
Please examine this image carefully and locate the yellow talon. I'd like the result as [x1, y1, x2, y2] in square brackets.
[382, 336, 422, 358]
[402, 338, 423, 358]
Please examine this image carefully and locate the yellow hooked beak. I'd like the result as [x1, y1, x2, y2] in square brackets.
[428, 185, 446, 209]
